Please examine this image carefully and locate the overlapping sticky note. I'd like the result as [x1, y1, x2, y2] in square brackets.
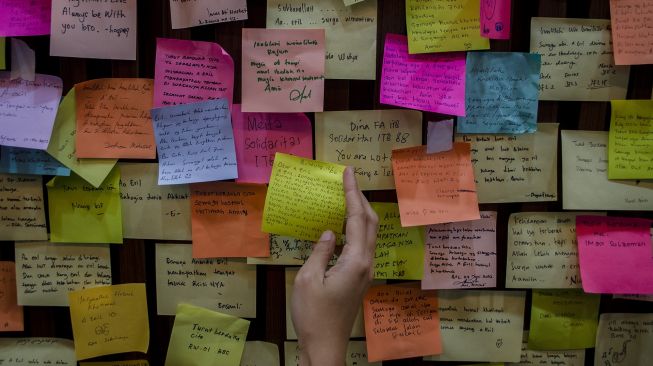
[0, 262, 23, 332]
[0, 338, 76, 364]
[609, 100, 653, 179]
[595, 313, 653, 365]
[0, 174, 47, 241]
[169, 0, 247, 29]
[240, 341, 279, 366]
[10, 38, 35, 81]
[247, 234, 337, 266]
[481, 0, 511, 39]
[165, 303, 250, 366]
[0, 38, 4, 69]
[509, 332, 585, 366]
[609, 0, 653, 65]
[0, 0, 51, 37]
[427, 120, 454, 154]
[0, 146, 70, 176]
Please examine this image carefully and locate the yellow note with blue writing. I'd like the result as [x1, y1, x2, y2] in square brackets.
[609, 100, 653, 179]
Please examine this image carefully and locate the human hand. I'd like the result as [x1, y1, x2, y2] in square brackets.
[290, 167, 379, 366]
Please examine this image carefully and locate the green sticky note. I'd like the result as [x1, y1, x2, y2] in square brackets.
[47, 167, 123, 243]
[608, 100, 653, 179]
[46, 89, 117, 188]
[371, 202, 424, 280]
[165, 303, 250, 366]
[528, 290, 600, 350]
[0, 38, 5, 70]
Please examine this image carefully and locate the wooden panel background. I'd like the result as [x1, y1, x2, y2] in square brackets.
[1, 0, 652, 365]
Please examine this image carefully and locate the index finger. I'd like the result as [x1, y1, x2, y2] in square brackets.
[343, 167, 376, 257]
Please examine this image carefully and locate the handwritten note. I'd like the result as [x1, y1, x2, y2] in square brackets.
[531, 18, 629, 101]
[241, 28, 325, 112]
[165, 303, 249, 366]
[0, 338, 76, 365]
[561, 130, 653, 210]
[47, 168, 123, 244]
[405, 0, 489, 54]
[154, 38, 234, 108]
[507, 333, 585, 366]
[151, 99, 237, 184]
[392, 144, 480, 227]
[119, 163, 191, 240]
[247, 234, 336, 265]
[457, 123, 558, 203]
[0, 262, 22, 331]
[422, 211, 497, 289]
[0, 174, 47, 241]
[50, 0, 137, 60]
[481, 0, 511, 39]
[155, 243, 256, 317]
[285, 341, 380, 366]
[610, 0, 653, 65]
[46, 89, 117, 188]
[0, 72, 63, 149]
[595, 313, 653, 366]
[75, 79, 155, 159]
[14, 242, 111, 307]
[262, 153, 345, 241]
[240, 341, 279, 366]
[0, 0, 51, 37]
[609, 100, 653, 179]
[315, 109, 422, 190]
[380, 34, 466, 115]
[169, 0, 247, 29]
[458, 52, 541, 134]
[427, 120, 454, 154]
[425, 290, 526, 362]
[0, 146, 70, 176]
[576, 215, 653, 294]
[267, 0, 377, 80]
[232, 104, 312, 184]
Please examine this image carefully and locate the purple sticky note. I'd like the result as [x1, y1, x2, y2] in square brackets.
[481, 0, 511, 40]
[0, 0, 51, 37]
[427, 120, 454, 154]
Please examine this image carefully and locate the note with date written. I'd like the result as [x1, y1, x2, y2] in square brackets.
[240, 341, 279, 366]
[169, 0, 247, 29]
[0, 338, 76, 365]
[506, 332, 585, 366]
[427, 120, 454, 154]
[610, 0, 653, 65]
[0, 174, 47, 241]
[595, 313, 653, 366]
[609, 100, 653, 179]
[0, 146, 70, 176]
[0, 262, 22, 332]
[481, 0, 511, 39]
[285, 341, 380, 366]
[0, 0, 51, 37]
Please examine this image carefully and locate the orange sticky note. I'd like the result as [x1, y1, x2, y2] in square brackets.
[363, 283, 441, 362]
[191, 182, 269, 258]
[610, 0, 653, 65]
[392, 143, 480, 227]
[0, 262, 23, 332]
[75, 79, 156, 159]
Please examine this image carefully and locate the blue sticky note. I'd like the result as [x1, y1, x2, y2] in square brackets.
[458, 52, 541, 134]
[151, 99, 238, 185]
[0, 146, 71, 176]
[427, 120, 454, 154]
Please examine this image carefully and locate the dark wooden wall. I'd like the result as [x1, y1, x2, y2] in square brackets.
[1, 0, 652, 365]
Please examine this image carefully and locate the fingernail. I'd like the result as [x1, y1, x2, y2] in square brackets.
[319, 230, 334, 241]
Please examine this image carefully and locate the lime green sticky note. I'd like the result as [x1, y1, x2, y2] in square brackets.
[609, 100, 653, 179]
[371, 202, 424, 280]
[165, 303, 250, 366]
[528, 290, 600, 350]
[47, 167, 123, 243]
[405, 0, 490, 54]
[46, 89, 117, 188]
[0, 38, 5, 70]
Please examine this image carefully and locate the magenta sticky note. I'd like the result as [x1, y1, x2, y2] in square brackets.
[231, 104, 313, 184]
[154, 38, 234, 108]
[481, 0, 511, 40]
[0, 0, 51, 37]
[380, 34, 466, 116]
[576, 215, 653, 294]
[427, 120, 454, 154]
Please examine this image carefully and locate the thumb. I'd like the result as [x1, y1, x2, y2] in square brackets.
[301, 230, 336, 277]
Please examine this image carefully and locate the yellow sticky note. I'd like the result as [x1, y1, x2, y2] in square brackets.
[262, 153, 346, 241]
[68, 284, 149, 360]
[609, 100, 653, 179]
[165, 303, 250, 366]
[47, 167, 123, 243]
[371, 202, 424, 280]
[0, 38, 5, 70]
[405, 0, 490, 54]
[80, 361, 149, 366]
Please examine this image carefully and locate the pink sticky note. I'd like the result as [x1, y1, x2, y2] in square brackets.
[232, 104, 313, 184]
[154, 38, 234, 108]
[610, 0, 653, 65]
[0, 0, 51, 37]
[241, 28, 325, 113]
[427, 120, 454, 154]
[481, 0, 511, 40]
[380, 34, 466, 116]
[576, 215, 653, 294]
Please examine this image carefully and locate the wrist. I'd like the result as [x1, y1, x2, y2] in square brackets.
[298, 337, 347, 366]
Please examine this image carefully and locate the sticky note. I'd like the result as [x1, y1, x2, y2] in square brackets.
[0, 262, 23, 332]
[595, 313, 653, 365]
[241, 28, 325, 112]
[576, 215, 653, 294]
[531, 18, 629, 101]
[561, 130, 653, 210]
[0, 38, 4, 69]
[14, 241, 111, 307]
[425, 290, 526, 362]
[610, 0, 653, 65]
[247, 234, 337, 266]
[152, 99, 237, 184]
[165, 303, 250, 366]
[267, 0, 377, 80]
[481, 0, 511, 39]
[0, 174, 47, 241]
[169, 0, 247, 29]
[81, 361, 149, 366]
[119, 163, 191, 240]
[371, 202, 424, 280]
[10, 38, 35, 82]
[458, 52, 541, 134]
[75, 79, 155, 159]
[392, 144, 480, 227]
[50, 0, 137, 60]
[427, 120, 454, 154]
[422, 211, 497, 289]
[0, 146, 70, 176]
[363, 284, 441, 362]
[285, 341, 379, 366]
[315, 109, 422, 190]
[240, 341, 279, 366]
[508, 332, 585, 366]
[154, 38, 234, 108]
[380, 34, 466, 115]
[0, 338, 76, 365]
[155, 244, 256, 317]
[47, 168, 123, 244]
[609, 100, 653, 179]
[0, 72, 63, 149]
[0, 0, 51, 37]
